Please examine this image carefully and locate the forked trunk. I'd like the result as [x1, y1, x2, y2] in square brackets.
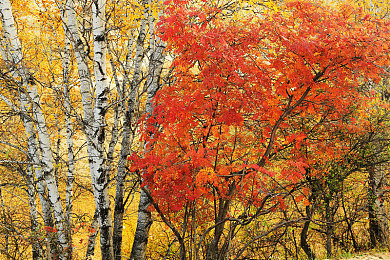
[130, 10, 166, 258]
[0, 0, 68, 257]
[113, 2, 148, 258]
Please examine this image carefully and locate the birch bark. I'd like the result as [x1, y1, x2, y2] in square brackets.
[64, 0, 95, 171]
[63, 0, 115, 257]
[63, 0, 116, 257]
[61, 28, 75, 255]
[113, 2, 148, 258]
[368, 164, 389, 247]
[86, 211, 100, 258]
[0, 0, 69, 258]
[25, 121, 57, 259]
[91, 0, 114, 258]
[29, 80, 69, 259]
[25, 167, 43, 260]
[130, 5, 166, 258]
[30, 61, 69, 260]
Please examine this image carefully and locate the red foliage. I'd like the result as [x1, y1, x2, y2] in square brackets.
[44, 226, 58, 233]
[132, 0, 390, 215]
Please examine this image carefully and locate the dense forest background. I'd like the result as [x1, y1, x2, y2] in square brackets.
[1, 0, 390, 259]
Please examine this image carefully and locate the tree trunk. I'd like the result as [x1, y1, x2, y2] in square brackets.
[64, 0, 95, 177]
[205, 183, 235, 260]
[25, 118, 56, 259]
[65, 0, 115, 257]
[86, 210, 100, 258]
[0, 0, 69, 257]
[301, 205, 315, 260]
[62, 33, 75, 258]
[90, 0, 114, 258]
[26, 167, 44, 260]
[31, 86, 69, 258]
[325, 197, 333, 258]
[64, 0, 94, 128]
[113, 3, 147, 258]
[368, 165, 389, 248]
[130, 190, 153, 260]
[130, 10, 166, 259]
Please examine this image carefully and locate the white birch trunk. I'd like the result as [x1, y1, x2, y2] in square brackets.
[113, 4, 148, 258]
[64, 0, 114, 257]
[61, 24, 75, 255]
[17, 92, 56, 258]
[64, 0, 94, 122]
[30, 73, 69, 260]
[25, 167, 44, 260]
[91, 0, 114, 258]
[64, 64, 75, 219]
[64, 0, 93, 97]
[368, 164, 389, 247]
[0, 179, 10, 260]
[64, 0, 95, 174]
[0, 0, 69, 258]
[25, 120, 56, 259]
[130, 5, 166, 258]
[0, 3, 56, 256]
[86, 210, 99, 258]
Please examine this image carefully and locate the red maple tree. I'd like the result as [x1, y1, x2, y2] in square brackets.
[131, 1, 390, 258]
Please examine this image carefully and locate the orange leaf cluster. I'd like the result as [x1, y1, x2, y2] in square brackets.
[131, 0, 390, 215]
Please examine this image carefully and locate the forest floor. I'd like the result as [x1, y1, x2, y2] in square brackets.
[340, 252, 390, 259]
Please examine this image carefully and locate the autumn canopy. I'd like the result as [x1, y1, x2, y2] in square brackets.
[2, 0, 390, 259]
[132, 0, 390, 212]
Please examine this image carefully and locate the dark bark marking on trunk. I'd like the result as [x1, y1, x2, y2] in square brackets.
[95, 35, 105, 42]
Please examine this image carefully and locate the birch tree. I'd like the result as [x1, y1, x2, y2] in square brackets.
[90, 0, 116, 258]
[61, 0, 167, 257]
[112, 1, 148, 258]
[0, 0, 70, 258]
[130, 2, 166, 258]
